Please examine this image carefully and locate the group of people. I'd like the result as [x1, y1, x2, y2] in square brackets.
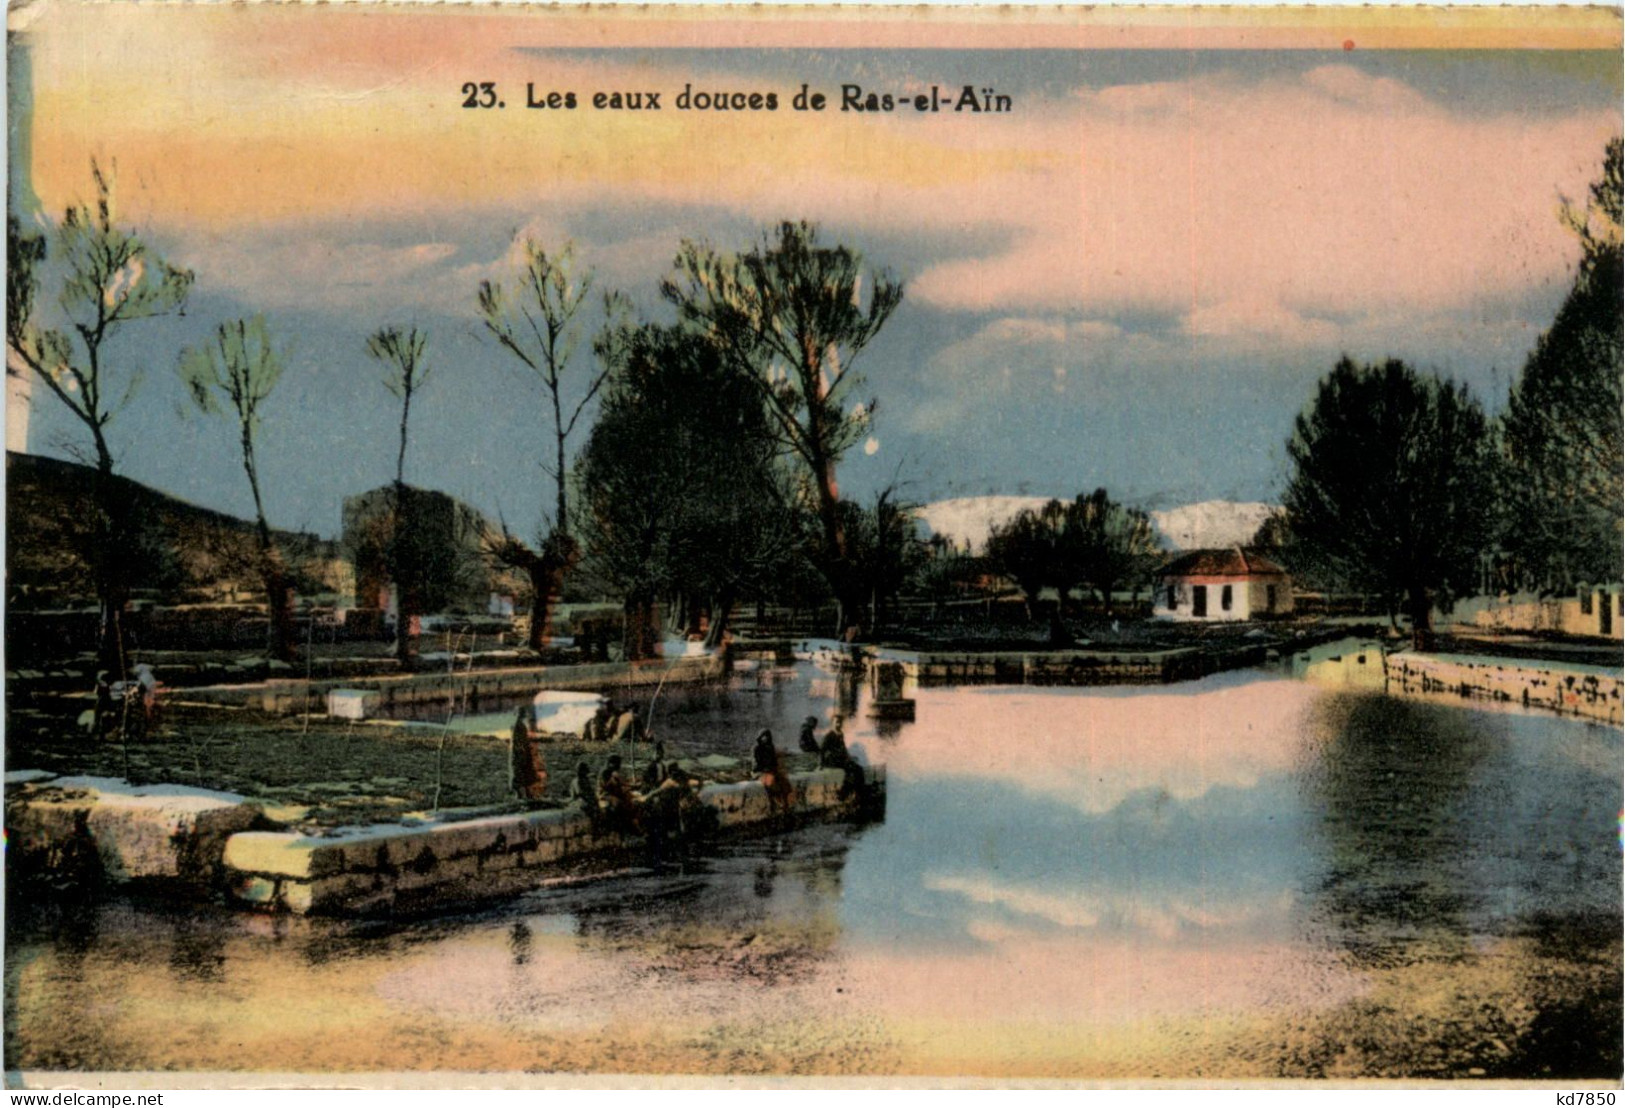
[567, 743, 707, 860]
[508, 700, 705, 856]
[800, 714, 869, 800]
[751, 714, 869, 813]
[581, 701, 647, 744]
[88, 663, 161, 741]
[509, 698, 649, 801]
[509, 698, 870, 853]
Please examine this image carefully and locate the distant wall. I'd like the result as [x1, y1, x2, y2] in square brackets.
[1448, 590, 1623, 642]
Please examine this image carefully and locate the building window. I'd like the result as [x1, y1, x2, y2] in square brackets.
[1581, 590, 1593, 615]
[1266, 585, 1277, 611]
[1221, 584, 1233, 612]
[1166, 586, 1178, 609]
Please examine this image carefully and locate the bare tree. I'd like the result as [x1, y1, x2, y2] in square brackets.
[179, 316, 298, 660]
[477, 238, 618, 646]
[477, 239, 614, 535]
[5, 162, 194, 671]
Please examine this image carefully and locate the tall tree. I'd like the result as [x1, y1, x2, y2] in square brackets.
[662, 221, 904, 637]
[578, 322, 797, 659]
[1061, 488, 1160, 617]
[477, 238, 614, 645]
[178, 316, 297, 661]
[842, 486, 925, 635]
[1500, 137, 1623, 591]
[1284, 356, 1497, 644]
[986, 507, 1056, 622]
[477, 239, 608, 536]
[366, 325, 431, 664]
[5, 163, 194, 671]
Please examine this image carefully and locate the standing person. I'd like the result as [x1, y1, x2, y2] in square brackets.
[511, 706, 548, 802]
[752, 729, 795, 812]
[93, 671, 115, 737]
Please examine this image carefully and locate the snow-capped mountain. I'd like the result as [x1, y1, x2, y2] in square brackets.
[1147, 500, 1276, 551]
[916, 495, 1276, 553]
[914, 496, 1052, 552]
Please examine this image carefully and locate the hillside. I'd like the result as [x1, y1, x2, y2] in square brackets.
[5, 451, 346, 607]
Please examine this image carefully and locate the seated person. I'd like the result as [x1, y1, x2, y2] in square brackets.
[640, 741, 670, 792]
[752, 729, 795, 811]
[798, 715, 821, 754]
[598, 754, 639, 834]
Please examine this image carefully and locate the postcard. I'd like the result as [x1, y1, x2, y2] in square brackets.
[4, 1, 1622, 1089]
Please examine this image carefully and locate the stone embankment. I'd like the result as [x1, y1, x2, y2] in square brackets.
[5, 764, 886, 917]
[1386, 652, 1621, 726]
[881, 644, 1271, 687]
[1293, 639, 1622, 726]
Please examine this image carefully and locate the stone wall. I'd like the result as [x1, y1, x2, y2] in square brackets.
[890, 647, 1230, 687]
[7, 764, 885, 917]
[179, 652, 728, 715]
[1386, 652, 1622, 726]
[221, 765, 885, 916]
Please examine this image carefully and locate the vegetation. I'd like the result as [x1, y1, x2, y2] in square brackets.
[477, 239, 617, 646]
[577, 323, 799, 658]
[984, 489, 1161, 641]
[1283, 356, 1497, 642]
[1499, 138, 1623, 592]
[662, 221, 905, 638]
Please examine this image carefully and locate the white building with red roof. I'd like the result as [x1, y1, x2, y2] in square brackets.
[1153, 548, 1294, 621]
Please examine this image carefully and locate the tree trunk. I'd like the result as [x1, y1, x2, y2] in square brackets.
[623, 593, 657, 661]
[90, 452, 130, 678]
[704, 588, 736, 651]
[262, 560, 297, 663]
[392, 484, 418, 667]
[1408, 585, 1435, 651]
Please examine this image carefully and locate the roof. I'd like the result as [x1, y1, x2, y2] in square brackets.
[1157, 547, 1287, 579]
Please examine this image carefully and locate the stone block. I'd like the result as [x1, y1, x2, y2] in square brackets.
[224, 831, 337, 879]
[326, 688, 379, 720]
[14, 777, 259, 886]
[393, 852, 480, 893]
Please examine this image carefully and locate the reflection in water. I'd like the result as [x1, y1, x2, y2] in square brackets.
[1299, 693, 1490, 965]
[509, 922, 532, 966]
[6, 667, 1620, 1078]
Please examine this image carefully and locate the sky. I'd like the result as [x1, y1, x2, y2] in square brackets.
[8, 5, 1621, 540]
